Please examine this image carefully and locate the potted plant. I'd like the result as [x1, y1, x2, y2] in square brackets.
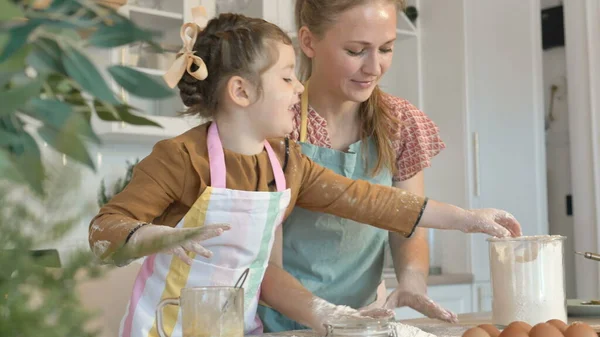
[0, 1, 187, 335]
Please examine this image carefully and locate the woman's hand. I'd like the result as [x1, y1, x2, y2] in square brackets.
[420, 200, 522, 238]
[383, 270, 458, 323]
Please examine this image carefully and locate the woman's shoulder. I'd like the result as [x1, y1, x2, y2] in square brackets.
[380, 92, 431, 125]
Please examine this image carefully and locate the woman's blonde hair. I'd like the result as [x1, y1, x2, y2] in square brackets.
[295, 0, 405, 177]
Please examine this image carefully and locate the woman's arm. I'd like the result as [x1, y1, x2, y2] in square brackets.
[260, 227, 391, 334]
[389, 172, 429, 286]
[386, 172, 457, 322]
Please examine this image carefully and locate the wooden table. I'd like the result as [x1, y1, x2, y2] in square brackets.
[402, 312, 600, 336]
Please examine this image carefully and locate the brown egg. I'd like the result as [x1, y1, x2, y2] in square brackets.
[505, 321, 532, 333]
[477, 324, 501, 337]
[546, 318, 568, 332]
[498, 326, 528, 337]
[462, 327, 490, 337]
[528, 323, 563, 337]
[564, 321, 596, 337]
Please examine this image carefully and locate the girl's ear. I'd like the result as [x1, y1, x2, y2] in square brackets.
[298, 26, 316, 59]
[225, 76, 254, 107]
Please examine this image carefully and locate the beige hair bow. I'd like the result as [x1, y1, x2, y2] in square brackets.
[163, 6, 210, 88]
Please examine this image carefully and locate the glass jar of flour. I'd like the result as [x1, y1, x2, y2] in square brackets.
[488, 235, 567, 326]
[324, 317, 397, 337]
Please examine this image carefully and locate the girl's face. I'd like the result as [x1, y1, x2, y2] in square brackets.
[303, 1, 397, 103]
[252, 42, 304, 138]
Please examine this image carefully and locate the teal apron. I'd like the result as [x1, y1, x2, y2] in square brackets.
[257, 83, 393, 332]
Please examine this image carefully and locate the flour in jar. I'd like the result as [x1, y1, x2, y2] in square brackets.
[489, 235, 566, 326]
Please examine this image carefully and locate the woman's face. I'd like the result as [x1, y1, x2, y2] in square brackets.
[306, 1, 397, 103]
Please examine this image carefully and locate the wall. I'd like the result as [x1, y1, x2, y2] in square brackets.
[541, 0, 576, 298]
[564, 0, 600, 299]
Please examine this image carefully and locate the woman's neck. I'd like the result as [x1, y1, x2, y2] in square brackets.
[307, 76, 360, 128]
[214, 112, 264, 155]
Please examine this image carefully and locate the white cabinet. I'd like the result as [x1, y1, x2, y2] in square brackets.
[419, 0, 549, 281]
[388, 284, 473, 320]
[472, 282, 492, 313]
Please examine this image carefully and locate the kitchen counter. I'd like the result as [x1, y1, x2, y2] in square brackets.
[402, 312, 600, 336]
[260, 313, 600, 337]
[382, 268, 474, 288]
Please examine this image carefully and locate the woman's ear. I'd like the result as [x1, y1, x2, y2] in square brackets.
[225, 76, 253, 107]
[298, 26, 316, 59]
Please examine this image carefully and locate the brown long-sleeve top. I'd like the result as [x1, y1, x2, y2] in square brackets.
[89, 122, 427, 260]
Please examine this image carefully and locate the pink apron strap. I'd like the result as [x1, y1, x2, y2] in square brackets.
[207, 122, 286, 191]
[207, 122, 227, 188]
[263, 141, 286, 192]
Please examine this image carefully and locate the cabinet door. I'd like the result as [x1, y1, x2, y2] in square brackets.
[388, 284, 473, 320]
[472, 282, 492, 313]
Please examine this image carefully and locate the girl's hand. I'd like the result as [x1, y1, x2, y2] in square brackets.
[122, 223, 231, 265]
[462, 209, 522, 238]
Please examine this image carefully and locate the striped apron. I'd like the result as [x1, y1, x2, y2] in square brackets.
[119, 122, 291, 337]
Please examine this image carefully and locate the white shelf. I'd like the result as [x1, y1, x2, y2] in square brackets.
[399, 11, 417, 33]
[397, 28, 418, 40]
[93, 115, 201, 142]
[125, 5, 183, 20]
[133, 66, 166, 76]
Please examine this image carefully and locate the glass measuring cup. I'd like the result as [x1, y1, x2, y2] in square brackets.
[156, 287, 243, 337]
[488, 235, 567, 326]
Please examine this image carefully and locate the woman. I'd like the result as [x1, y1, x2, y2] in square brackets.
[258, 0, 457, 331]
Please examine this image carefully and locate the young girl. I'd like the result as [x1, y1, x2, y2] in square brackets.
[89, 9, 521, 337]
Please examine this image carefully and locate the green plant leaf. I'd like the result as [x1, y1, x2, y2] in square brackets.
[88, 16, 155, 48]
[10, 132, 45, 195]
[0, 79, 43, 117]
[0, 32, 30, 80]
[92, 99, 120, 121]
[0, 0, 23, 21]
[0, 21, 39, 63]
[37, 126, 95, 170]
[22, 98, 100, 144]
[0, 129, 20, 146]
[115, 104, 162, 127]
[108, 65, 173, 99]
[61, 46, 118, 104]
[27, 38, 65, 74]
[92, 100, 162, 127]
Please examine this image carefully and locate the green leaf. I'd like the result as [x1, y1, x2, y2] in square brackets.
[0, 32, 30, 79]
[115, 104, 162, 127]
[0, 79, 43, 117]
[0, 148, 24, 186]
[22, 98, 100, 144]
[0, 21, 39, 63]
[0, 0, 23, 21]
[0, 129, 21, 146]
[88, 17, 154, 48]
[92, 100, 161, 127]
[37, 126, 95, 170]
[108, 65, 173, 99]
[27, 38, 65, 74]
[92, 99, 120, 121]
[9, 132, 45, 195]
[61, 46, 118, 104]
